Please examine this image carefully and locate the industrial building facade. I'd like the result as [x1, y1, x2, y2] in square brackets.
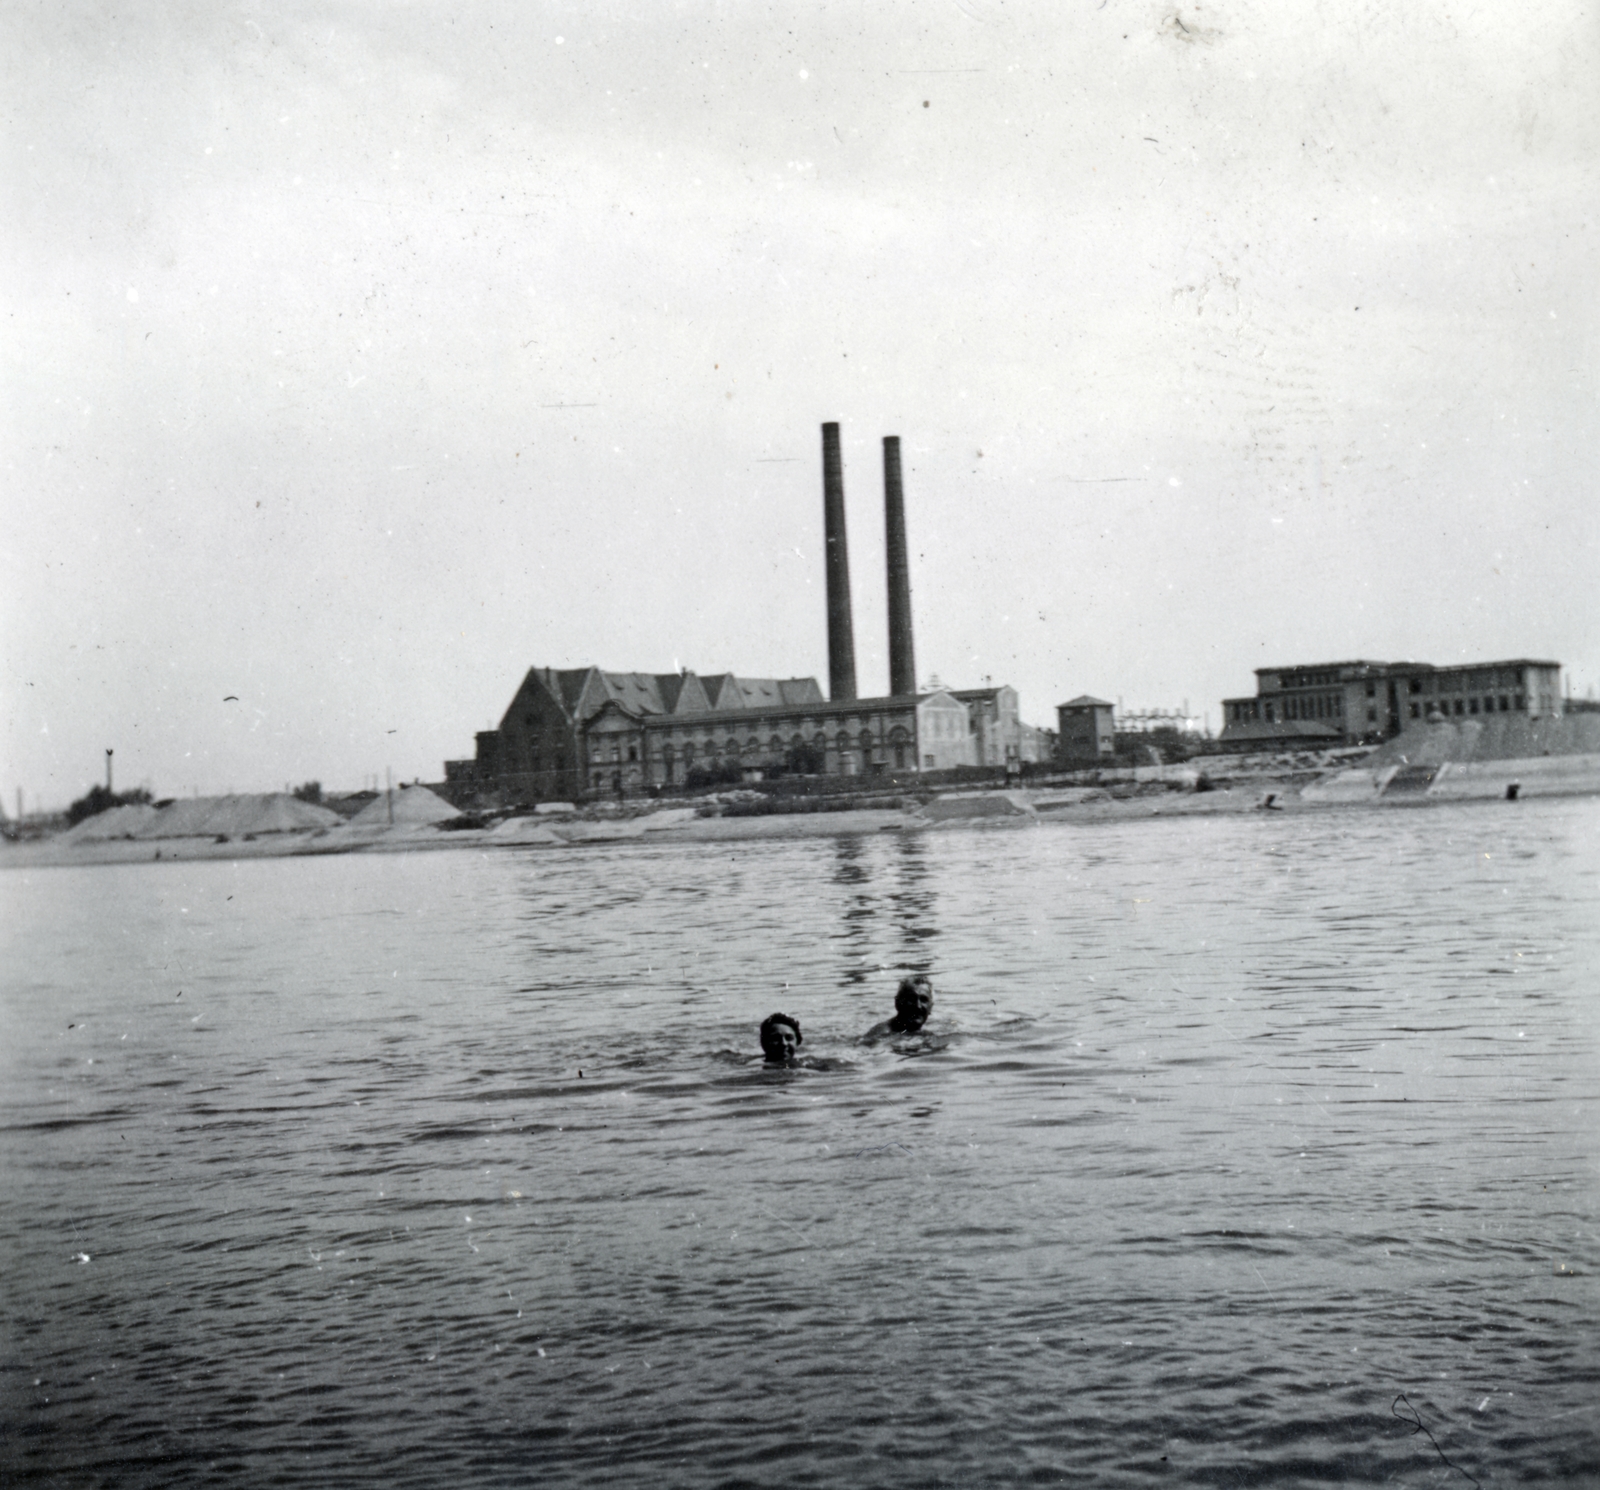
[443, 424, 1049, 803]
[1219, 659, 1564, 748]
[443, 667, 1034, 801]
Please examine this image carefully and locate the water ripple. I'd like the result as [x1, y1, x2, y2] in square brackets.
[2, 797, 1596, 1487]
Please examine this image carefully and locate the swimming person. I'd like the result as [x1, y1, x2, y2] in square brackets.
[759, 1012, 803, 1063]
[864, 975, 933, 1040]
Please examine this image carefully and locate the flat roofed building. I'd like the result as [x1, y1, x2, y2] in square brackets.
[1220, 659, 1563, 748]
[1056, 696, 1116, 761]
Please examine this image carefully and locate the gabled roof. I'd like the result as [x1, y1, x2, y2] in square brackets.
[699, 673, 742, 709]
[676, 675, 825, 715]
[512, 666, 825, 723]
[1059, 695, 1113, 708]
[655, 673, 689, 713]
[779, 678, 826, 705]
[729, 677, 824, 710]
[600, 672, 672, 716]
[547, 667, 598, 714]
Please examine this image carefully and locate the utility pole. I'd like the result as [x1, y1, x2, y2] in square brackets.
[386, 766, 394, 825]
[106, 749, 114, 794]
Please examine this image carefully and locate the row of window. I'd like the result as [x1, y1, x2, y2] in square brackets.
[1228, 696, 1343, 724]
[1408, 670, 1525, 695]
[654, 715, 914, 744]
[1232, 690, 1530, 728]
[1280, 693, 1344, 722]
[1257, 667, 1534, 706]
[1410, 694, 1524, 719]
[1278, 670, 1343, 689]
[587, 728, 915, 765]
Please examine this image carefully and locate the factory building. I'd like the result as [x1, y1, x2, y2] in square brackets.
[444, 426, 1045, 802]
[1219, 659, 1564, 748]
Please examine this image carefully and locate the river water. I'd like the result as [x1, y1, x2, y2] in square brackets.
[3, 799, 1597, 1488]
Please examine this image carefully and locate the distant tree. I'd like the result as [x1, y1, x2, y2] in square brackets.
[66, 784, 152, 827]
[292, 781, 323, 804]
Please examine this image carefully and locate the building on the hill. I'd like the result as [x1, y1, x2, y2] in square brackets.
[1056, 696, 1116, 762]
[1218, 659, 1564, 749]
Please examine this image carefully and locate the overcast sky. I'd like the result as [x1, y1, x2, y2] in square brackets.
[5, 0, 1596, 807]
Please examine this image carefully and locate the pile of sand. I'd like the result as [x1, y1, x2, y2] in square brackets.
[489, 817, 565, 845]
[347, 785, 462, 828]
[59, 803, 161, 842]
[132, 794, 342, 839]
[641, 807, 701, 831]
[916, 792, 1036, 823]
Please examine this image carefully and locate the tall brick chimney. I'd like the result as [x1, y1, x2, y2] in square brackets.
[821, 422, 858, 702]
[883, 435, 916, 697]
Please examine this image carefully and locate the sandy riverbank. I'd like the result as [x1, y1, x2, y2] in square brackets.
[0, 777, 1320, 871]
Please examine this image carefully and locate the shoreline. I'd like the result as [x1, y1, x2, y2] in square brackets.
[8, 772, 1592, 872]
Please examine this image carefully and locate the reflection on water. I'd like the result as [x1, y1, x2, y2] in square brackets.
[831, 833, 939, 984]
[2, 798, 1598, 1489]
[888, 831, 939, 957]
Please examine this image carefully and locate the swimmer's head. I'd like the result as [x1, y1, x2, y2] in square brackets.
[892, 975, 934, 1032]
[759, 1012, 803, 1063]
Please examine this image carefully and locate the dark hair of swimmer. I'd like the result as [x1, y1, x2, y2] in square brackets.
[890, 975, 933, 1033]
[759, 1012, 803, 1062]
